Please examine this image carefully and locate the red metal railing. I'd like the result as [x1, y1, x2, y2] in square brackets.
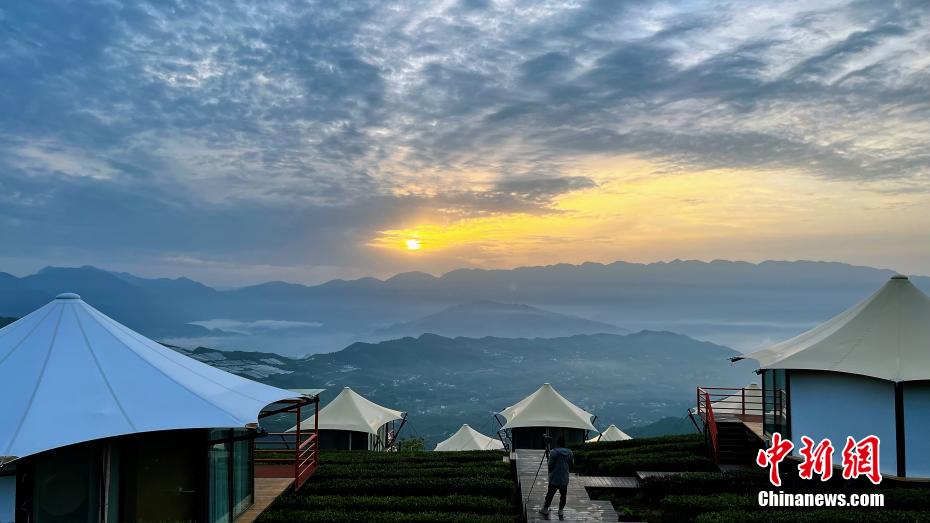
[696, 389, 720, 463]
[695, 386, 788, 462]
[254, 397, 320, 491]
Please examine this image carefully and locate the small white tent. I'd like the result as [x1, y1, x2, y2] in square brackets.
[498, 383, 596, 449]
[434, 424, 505, 452]
[737, 275, 930, 478]
[291, 387, 404, 450]
[0, 292, 307, 522]
[586, 424, 632, 443]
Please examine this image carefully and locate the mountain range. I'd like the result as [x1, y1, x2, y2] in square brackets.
[1, 260, 926, 355]
[177, 331, 751, 444]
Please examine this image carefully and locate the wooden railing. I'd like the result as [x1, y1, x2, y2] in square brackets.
[254, 397, 320, 491]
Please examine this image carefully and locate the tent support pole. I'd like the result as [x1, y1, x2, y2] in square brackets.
[494, 414, 510, 451]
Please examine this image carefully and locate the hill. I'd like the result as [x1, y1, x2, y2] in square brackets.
[2, 260, 927, 355]
[182, 331, 753, 445]
[369, 300, 625, 340]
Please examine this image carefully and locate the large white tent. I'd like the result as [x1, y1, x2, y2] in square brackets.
[498, 383, 596, 449]
[434, 424, 505, 452]
[586, 424, 632, 443]
[289, 387, 404, 449]
[0, 292, 309, 523]
[0, 292, 301, 461]
[737, 275, 930, 478]
[499, 383, 596, 431]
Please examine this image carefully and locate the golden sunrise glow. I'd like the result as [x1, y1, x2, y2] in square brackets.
[368, 156, 930, 271]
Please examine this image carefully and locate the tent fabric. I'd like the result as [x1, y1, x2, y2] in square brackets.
[586, 424, 632, 443]
[738, 276, 930, 382]
[0, 293, 303, 461]
[434, 424, 505, 451]
[498, 383, 596, 431]
[291, 387, 403, 435]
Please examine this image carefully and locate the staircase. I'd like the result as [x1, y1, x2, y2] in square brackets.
[715, 421, 761, 464]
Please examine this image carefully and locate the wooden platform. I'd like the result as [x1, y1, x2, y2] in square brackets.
[515, 450, 620, 522]
[234, 477, 294, 523]
[580, 475, 640, 488]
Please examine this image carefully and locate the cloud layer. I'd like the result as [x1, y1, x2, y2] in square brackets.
[1, 0, 929, 283]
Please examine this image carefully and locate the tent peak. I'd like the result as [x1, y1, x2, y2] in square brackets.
[55, 292, 81, 300]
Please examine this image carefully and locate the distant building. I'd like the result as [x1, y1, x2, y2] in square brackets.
[497, 383, 597, 449]
[0, 293, 318, 523]
[290, 387, 405, 451]
[736, 275, 930, 478]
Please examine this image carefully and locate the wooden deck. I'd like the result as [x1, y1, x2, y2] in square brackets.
[515, 450, 621, 522]
[234, 477, 293, 523]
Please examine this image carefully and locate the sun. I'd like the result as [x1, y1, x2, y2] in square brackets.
[405, 238, 421, 251]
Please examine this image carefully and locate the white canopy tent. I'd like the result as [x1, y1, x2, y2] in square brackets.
[434, 424, 505, 452]
[0, 293, 303, 462]
[291, 386, 403, 434]
[499, 383, 596, 431]
[737, 276, 930, 381]
[586, 424, 632, 443]
[735, 275, 930, 478]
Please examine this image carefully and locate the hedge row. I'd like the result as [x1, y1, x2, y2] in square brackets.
[272, 494, 514, 514]
[320, 451, 504, 464]
[572, 433, 702, 451]
[313, 464, 509, 479]
[300, 476, 516, 497]
[695, 510, 930, 523]
[640, 471, 769, 499]
[257, 509, 517, 523]
[597, 454, 716, 476]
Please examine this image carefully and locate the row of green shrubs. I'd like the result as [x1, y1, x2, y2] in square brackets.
[300, 476, 516, 497]
[258, 509, 517, 523]
[272, 494, 514, 514]
[313, 464, 511, 479]
[696, 510, 930, 523]
[258, 450, 518, 523]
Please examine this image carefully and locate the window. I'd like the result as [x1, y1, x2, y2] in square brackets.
[208, 429, 254, 523]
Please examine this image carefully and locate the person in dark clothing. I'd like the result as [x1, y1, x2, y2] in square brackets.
[539, 435, 574, 516]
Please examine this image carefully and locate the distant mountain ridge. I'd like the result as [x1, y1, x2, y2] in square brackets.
[178, 330, 750, 444]
[0, 260, 926, 355]
[370, 300, 626, 341]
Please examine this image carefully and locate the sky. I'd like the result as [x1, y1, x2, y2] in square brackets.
[1, 0, 929, 286]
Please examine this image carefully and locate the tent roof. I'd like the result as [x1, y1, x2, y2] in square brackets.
[737, 276, 930, 382]
[586, 424, 632, 443]
[434, 424, 504, 452]
[499, 383, 596, 431]
[0, 293, 304, 461]
[291, 387, 403, 435]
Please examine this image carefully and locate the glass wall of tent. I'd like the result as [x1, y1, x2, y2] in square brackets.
[510, 427, 587, 450]
[762, 369, 789, 440]
[208, 429, 254, 523]
[13, 429, 255, 523]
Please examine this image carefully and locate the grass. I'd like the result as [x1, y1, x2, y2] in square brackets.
[256, 450, 519, 523]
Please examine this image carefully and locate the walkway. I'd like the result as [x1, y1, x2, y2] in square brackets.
[515, 450, 622, 522]
[234, 477, 293, 523]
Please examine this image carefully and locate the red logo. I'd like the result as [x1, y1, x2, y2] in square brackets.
[841, 435, 881, 485]
[798, 436, 834, 481]
[756, 433, 882, 486]
[756, 432, 794, 487]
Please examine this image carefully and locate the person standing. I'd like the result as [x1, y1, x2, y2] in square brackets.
[539, 435, 574, 517]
